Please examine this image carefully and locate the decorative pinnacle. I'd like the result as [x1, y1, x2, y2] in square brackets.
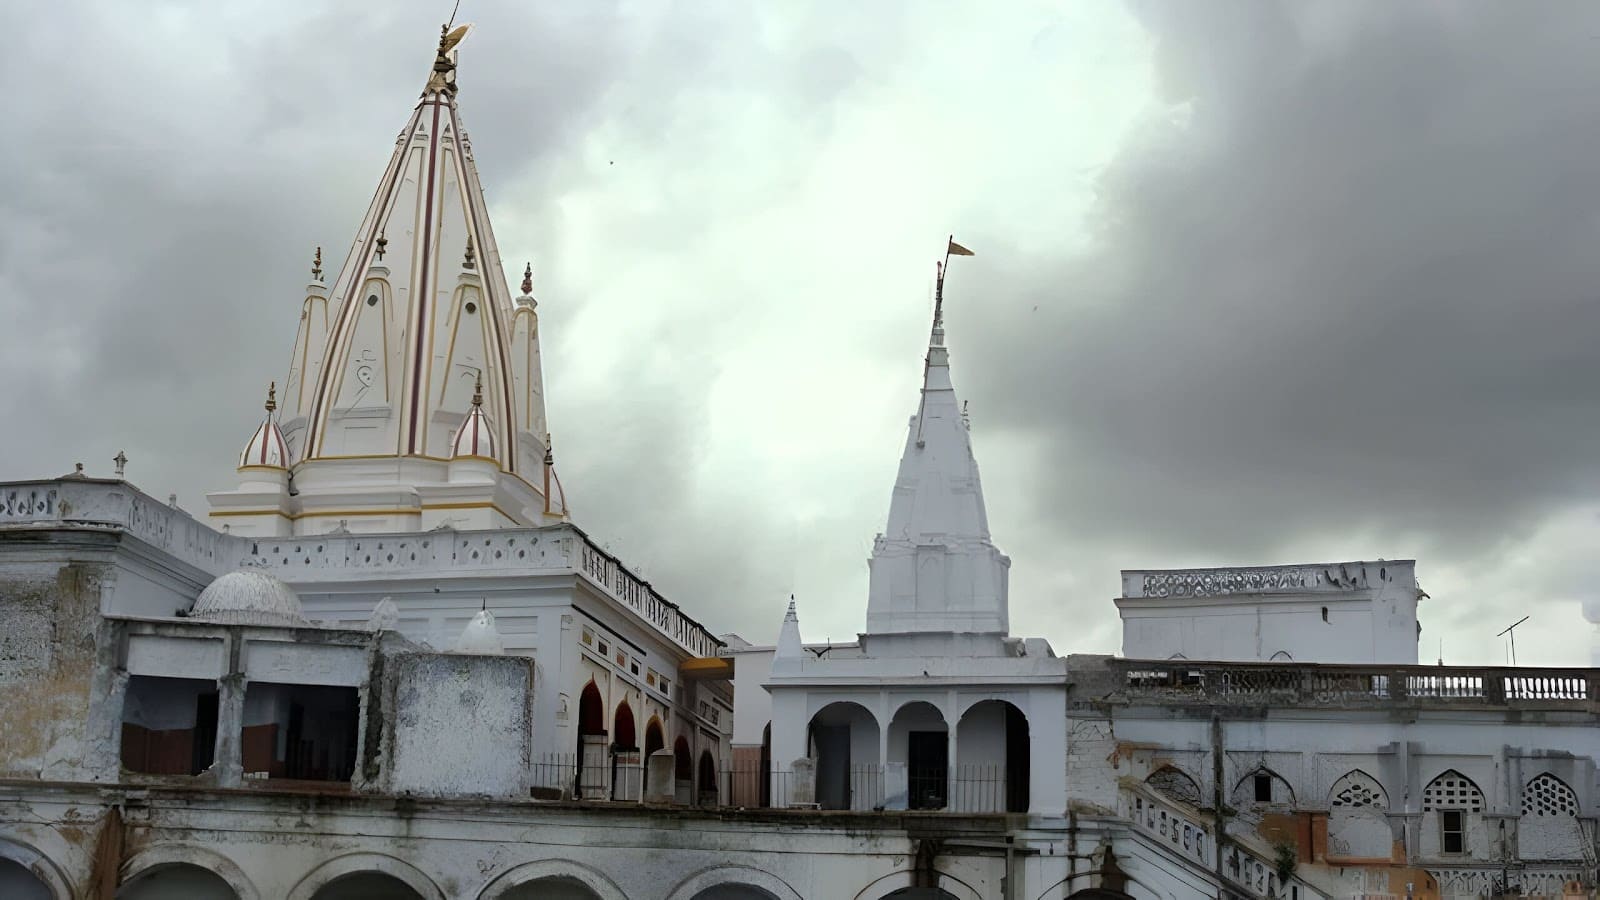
[375, 232, 388, 261]
[544, 434, 554, 466]
[265, 381, 278, 414]
[312, 247, 323, 281]
[471, 373, 483, 408]
[521, 262, 533, 295]
[463, 236, 476, 270]
[113, 451, 128, 478]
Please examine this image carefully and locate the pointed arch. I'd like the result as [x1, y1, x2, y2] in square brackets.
[1232, 767, 1295, 807]
[1423, 769, 1484, 812]
[1146, 765, 1203, 807]
[1329, 770, 1389, 810]
[644, 717, 665, 759]
[613, 699, 636, 750]
[578, 681, 604, 736]
[1523, 772, 1579, 817]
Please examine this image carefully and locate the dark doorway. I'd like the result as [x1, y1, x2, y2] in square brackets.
[814, 723, 851, 809]
[1004, 704, 1029, 812]
[908, 731, 947, 810]
[190, 691, 219, 775]
[760, 722, 772, 808]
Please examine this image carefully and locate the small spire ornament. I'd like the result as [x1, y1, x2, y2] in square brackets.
[113, 450, 128, 478]
[312, 247, 323, 281]
[521, 262, 533, 295]
[375, 232, 388, 261]
[471, 372, 484, 407]
[463, 236, 476, 270]
[265, 381, 278, 414]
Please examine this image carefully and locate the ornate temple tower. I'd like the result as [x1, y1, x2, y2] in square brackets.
[863, 258, 1011, 636]
[209, 28, 565, 536]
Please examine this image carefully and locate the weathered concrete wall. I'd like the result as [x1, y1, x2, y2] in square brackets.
[387, 653, 534, 799]
[0, 556, 111, 781]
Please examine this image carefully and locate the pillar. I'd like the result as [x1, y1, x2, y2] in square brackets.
[213, 672, 246, 788]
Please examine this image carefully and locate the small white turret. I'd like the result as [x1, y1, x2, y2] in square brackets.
[239, 382, 290, 470]
[455, 608, 505, 655]
[451, 375, 497, 462]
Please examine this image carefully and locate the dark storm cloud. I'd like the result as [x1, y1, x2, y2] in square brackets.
[965, 2, 1600, 565]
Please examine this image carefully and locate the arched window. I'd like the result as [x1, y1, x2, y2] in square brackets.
[1231, 768, 1295, 807]
[1422, 770, 1484, 812]
[1329, 770, 1388, 810]
[1522, 773, 1579, 817]
[1146, 766, 1203, 807]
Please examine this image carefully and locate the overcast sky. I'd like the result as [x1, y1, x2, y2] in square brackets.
[6, 1, 1600, 666]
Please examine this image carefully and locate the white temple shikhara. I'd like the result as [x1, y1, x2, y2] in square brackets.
[208, 26, 563, 536]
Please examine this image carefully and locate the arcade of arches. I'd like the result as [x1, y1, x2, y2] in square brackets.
[806, 699, 1030, 813]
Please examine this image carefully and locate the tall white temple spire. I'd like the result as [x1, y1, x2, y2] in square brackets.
[209, 27, 565, 536]
[864, 239, 1010, 635]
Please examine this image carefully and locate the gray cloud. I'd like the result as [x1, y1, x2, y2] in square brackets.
[4, 1, 1597, 665]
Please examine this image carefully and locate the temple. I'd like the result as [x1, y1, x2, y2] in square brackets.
[0, 25, 1597, 900]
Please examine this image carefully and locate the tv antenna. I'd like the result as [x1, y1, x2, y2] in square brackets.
[1497, 616, 1529, 666]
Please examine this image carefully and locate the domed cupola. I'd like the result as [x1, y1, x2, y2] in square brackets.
[451, 376, 496, 461]
[239, 382, 291, 470]
[190, 568, 308, 627]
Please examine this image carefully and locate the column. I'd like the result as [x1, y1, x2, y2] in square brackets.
[213, 671, 246, 788]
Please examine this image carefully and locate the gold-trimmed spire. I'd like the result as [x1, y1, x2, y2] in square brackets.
[427, 22, 473, 95]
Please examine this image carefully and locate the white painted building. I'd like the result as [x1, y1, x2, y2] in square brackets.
[0, 24, 1597, 900]
[1118, 560, 1424, 664]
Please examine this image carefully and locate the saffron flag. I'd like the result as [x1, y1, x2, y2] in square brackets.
[947, 238, 975, 257]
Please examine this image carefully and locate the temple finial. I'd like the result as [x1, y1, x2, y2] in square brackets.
[521, 262, 533, 295]
[463, 236, 476, 270]
[471, 373, 483, 408]
[113, 451, 128, 478]
[375, 232, 387, 261]
[312, 247, 323, 281]
[428, 22, 472, 95]
[265, 381, 278, 414]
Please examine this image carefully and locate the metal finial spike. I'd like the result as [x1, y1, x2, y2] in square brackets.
[265, 381, 278, 413]
[375, 232, 388, 261]
[544, 433, 554, 466]
[471, 373, 483, 407]
[463, 236, 476, 270]
[521, 262, 533, 295]
[312, 247, 323, 281]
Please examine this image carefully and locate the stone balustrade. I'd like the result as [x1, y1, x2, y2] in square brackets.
[1098, 659, 1597, 711]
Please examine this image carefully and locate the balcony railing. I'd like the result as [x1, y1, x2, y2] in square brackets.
[1102, 659, 1597, 711]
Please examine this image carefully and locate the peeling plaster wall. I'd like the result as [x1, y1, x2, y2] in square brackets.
[0, 559, 108, 780]
[387, 653, 534, 799]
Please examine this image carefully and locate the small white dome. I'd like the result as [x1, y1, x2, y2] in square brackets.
[455, 609, 504, 655]
[191, 569, 307, 626]
[240, 384, 291, 469]
[451, 377, 496, 460]
[452, 404, 496, 459]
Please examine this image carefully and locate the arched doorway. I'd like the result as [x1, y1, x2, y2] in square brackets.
[698, 749, 718, 806]
[760, 722, 772, 807]
[643, 714, 662, 797]
[118, 863, 239, 899]
[889, 701, 948, 810]
[499, 877, 602, 899]
[691, 887, 780, 899]
[0, 859, 52, 900]
[310, 872, 425, 899]
[577, 681, 606, 798]
[674, 736, 693, 804]
[807, 701, 881, 810]
[955, 700, 1029, 813]
[612, 700, 639, 801]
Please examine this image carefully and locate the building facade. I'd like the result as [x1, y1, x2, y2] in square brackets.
[1, 28, 1597, 900]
